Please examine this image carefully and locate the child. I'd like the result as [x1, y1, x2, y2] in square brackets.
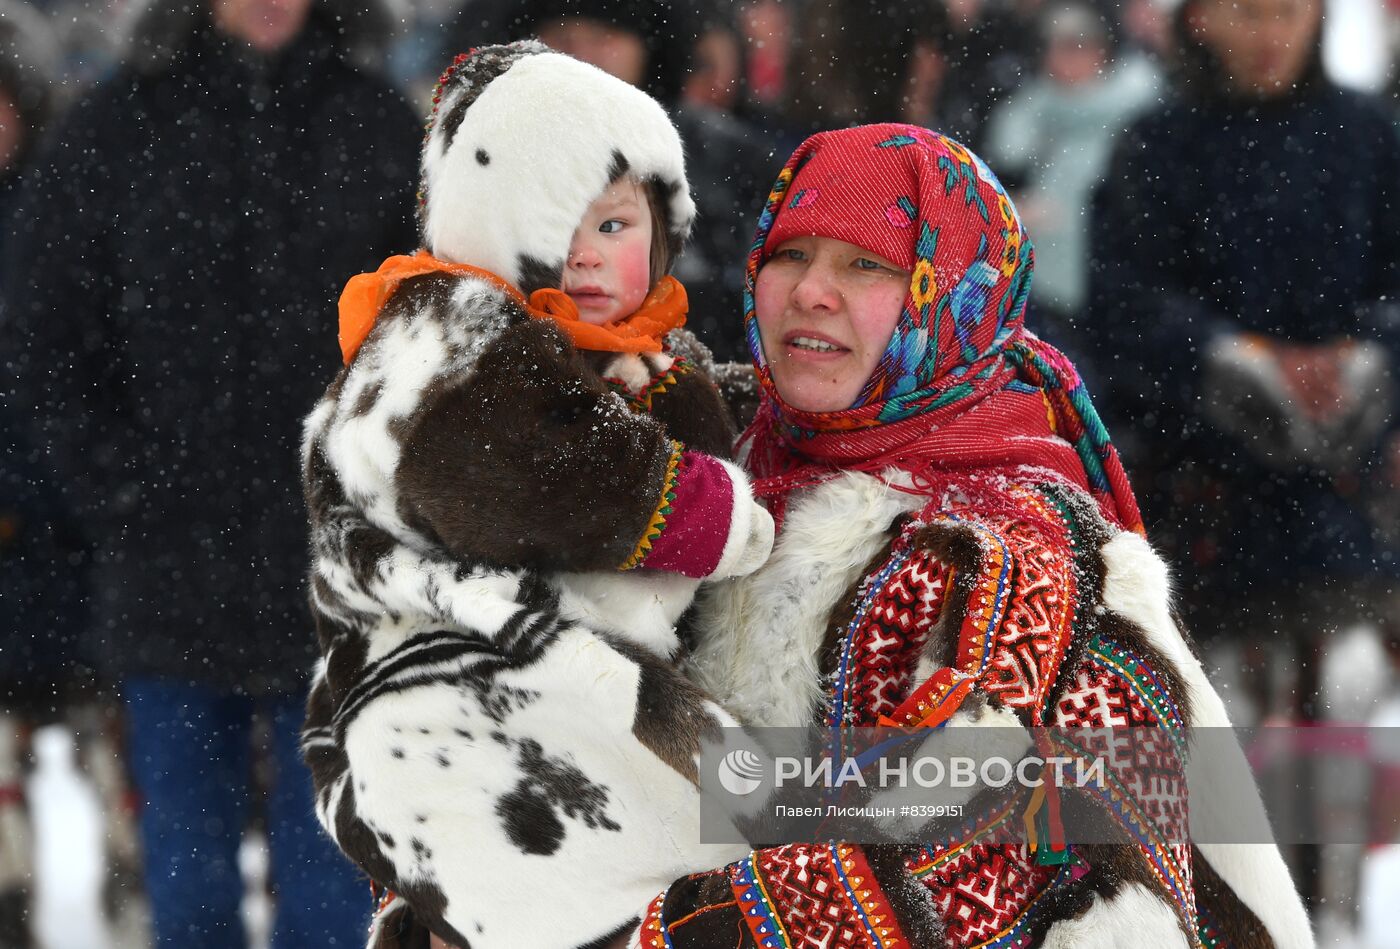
[299, 42, 765, 948]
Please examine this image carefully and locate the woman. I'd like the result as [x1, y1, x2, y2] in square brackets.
[637, 123, 1312, 948]
[1091, 0, 1400, 915]
[388, 123, 1311, 948]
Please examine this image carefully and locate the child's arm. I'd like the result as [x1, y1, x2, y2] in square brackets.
[593, 334, 738, 459]
[395, 316, 770, 578]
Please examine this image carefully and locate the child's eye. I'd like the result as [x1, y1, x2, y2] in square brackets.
[599, 219, 626, 234]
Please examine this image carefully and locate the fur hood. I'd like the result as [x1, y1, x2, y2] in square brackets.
[119, 0, 407, 75]
[418, 41, 695, 293]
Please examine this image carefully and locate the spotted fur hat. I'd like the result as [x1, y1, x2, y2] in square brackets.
[419, 41, 696, 294]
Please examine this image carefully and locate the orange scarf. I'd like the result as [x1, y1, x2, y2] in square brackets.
[338, 250, 687, 365]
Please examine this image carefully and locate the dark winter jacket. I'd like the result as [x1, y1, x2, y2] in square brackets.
[0, 2, 93, 713]
[0, 10, 420, 695]
[1088, 81, 1400, 595]
[1, 167, 93, 712]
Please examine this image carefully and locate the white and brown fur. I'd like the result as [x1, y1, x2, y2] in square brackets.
[300, 43, 754, 948]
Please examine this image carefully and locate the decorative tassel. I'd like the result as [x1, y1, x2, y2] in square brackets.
[1024, 731, 1069, 865]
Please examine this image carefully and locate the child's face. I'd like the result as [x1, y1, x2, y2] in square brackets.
[563, 178, 654, 326]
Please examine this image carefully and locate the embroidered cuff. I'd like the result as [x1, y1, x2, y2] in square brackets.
[603, 356, 693, 413]
[621, 448, 741, 577]
[619, 440, 686, 571]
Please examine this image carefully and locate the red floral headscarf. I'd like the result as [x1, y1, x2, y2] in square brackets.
[739, 124, 1143, 535]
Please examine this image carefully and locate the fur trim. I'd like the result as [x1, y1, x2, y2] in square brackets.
[420, 44, 694, 292]
[662, 327, 717, 379]
[119, 0, 406, 75]
[709, 362, 762, 431]
[708, 459, 774, 579]
[1099, 531, 1313, 949]
[1192, 844, 1286, 949]
[1192, 843, 1313, 949]
[689, 470, 926, 727]
[548, 571, 699, 659]
[1040, 882, 1191, 948]
[365, 891, 421, 949]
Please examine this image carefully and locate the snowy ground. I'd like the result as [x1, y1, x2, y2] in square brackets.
[28, 726, 271, 949]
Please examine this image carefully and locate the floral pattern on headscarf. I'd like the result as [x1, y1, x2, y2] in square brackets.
[741, 124, 1144, 535]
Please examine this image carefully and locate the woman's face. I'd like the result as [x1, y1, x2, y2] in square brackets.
[755, 236, 908, 413]
[1189, 0, 1320, 97]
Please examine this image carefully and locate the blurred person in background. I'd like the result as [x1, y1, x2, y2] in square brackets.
[673, 0, 779, 362]
[0, 5, 147, 946]
[0, 1, 421, 945]
[681, 0, 745, 114]
[735, 0, 789, 111]
[0, 8, 81, 946]
[384, 0, 463, 102]
[779, 0, 953, 146]
[451, 0, 696, 101]
[738, 0, 1054, 158]
[449, 0, 775, 361]
[1089, 0, 1400, 917]
[983, 2, 1160, 346]
[21, 0, 126, 85]
[938, 0, 1044, 146]
[1121, 0, 1176, 58]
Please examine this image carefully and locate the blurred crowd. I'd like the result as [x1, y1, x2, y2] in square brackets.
[2, 0, 1400, 946]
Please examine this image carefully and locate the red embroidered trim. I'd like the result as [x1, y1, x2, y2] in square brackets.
[605, 357, 694, 414]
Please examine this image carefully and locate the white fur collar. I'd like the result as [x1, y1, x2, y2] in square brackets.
[688, 470, 925, 728]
